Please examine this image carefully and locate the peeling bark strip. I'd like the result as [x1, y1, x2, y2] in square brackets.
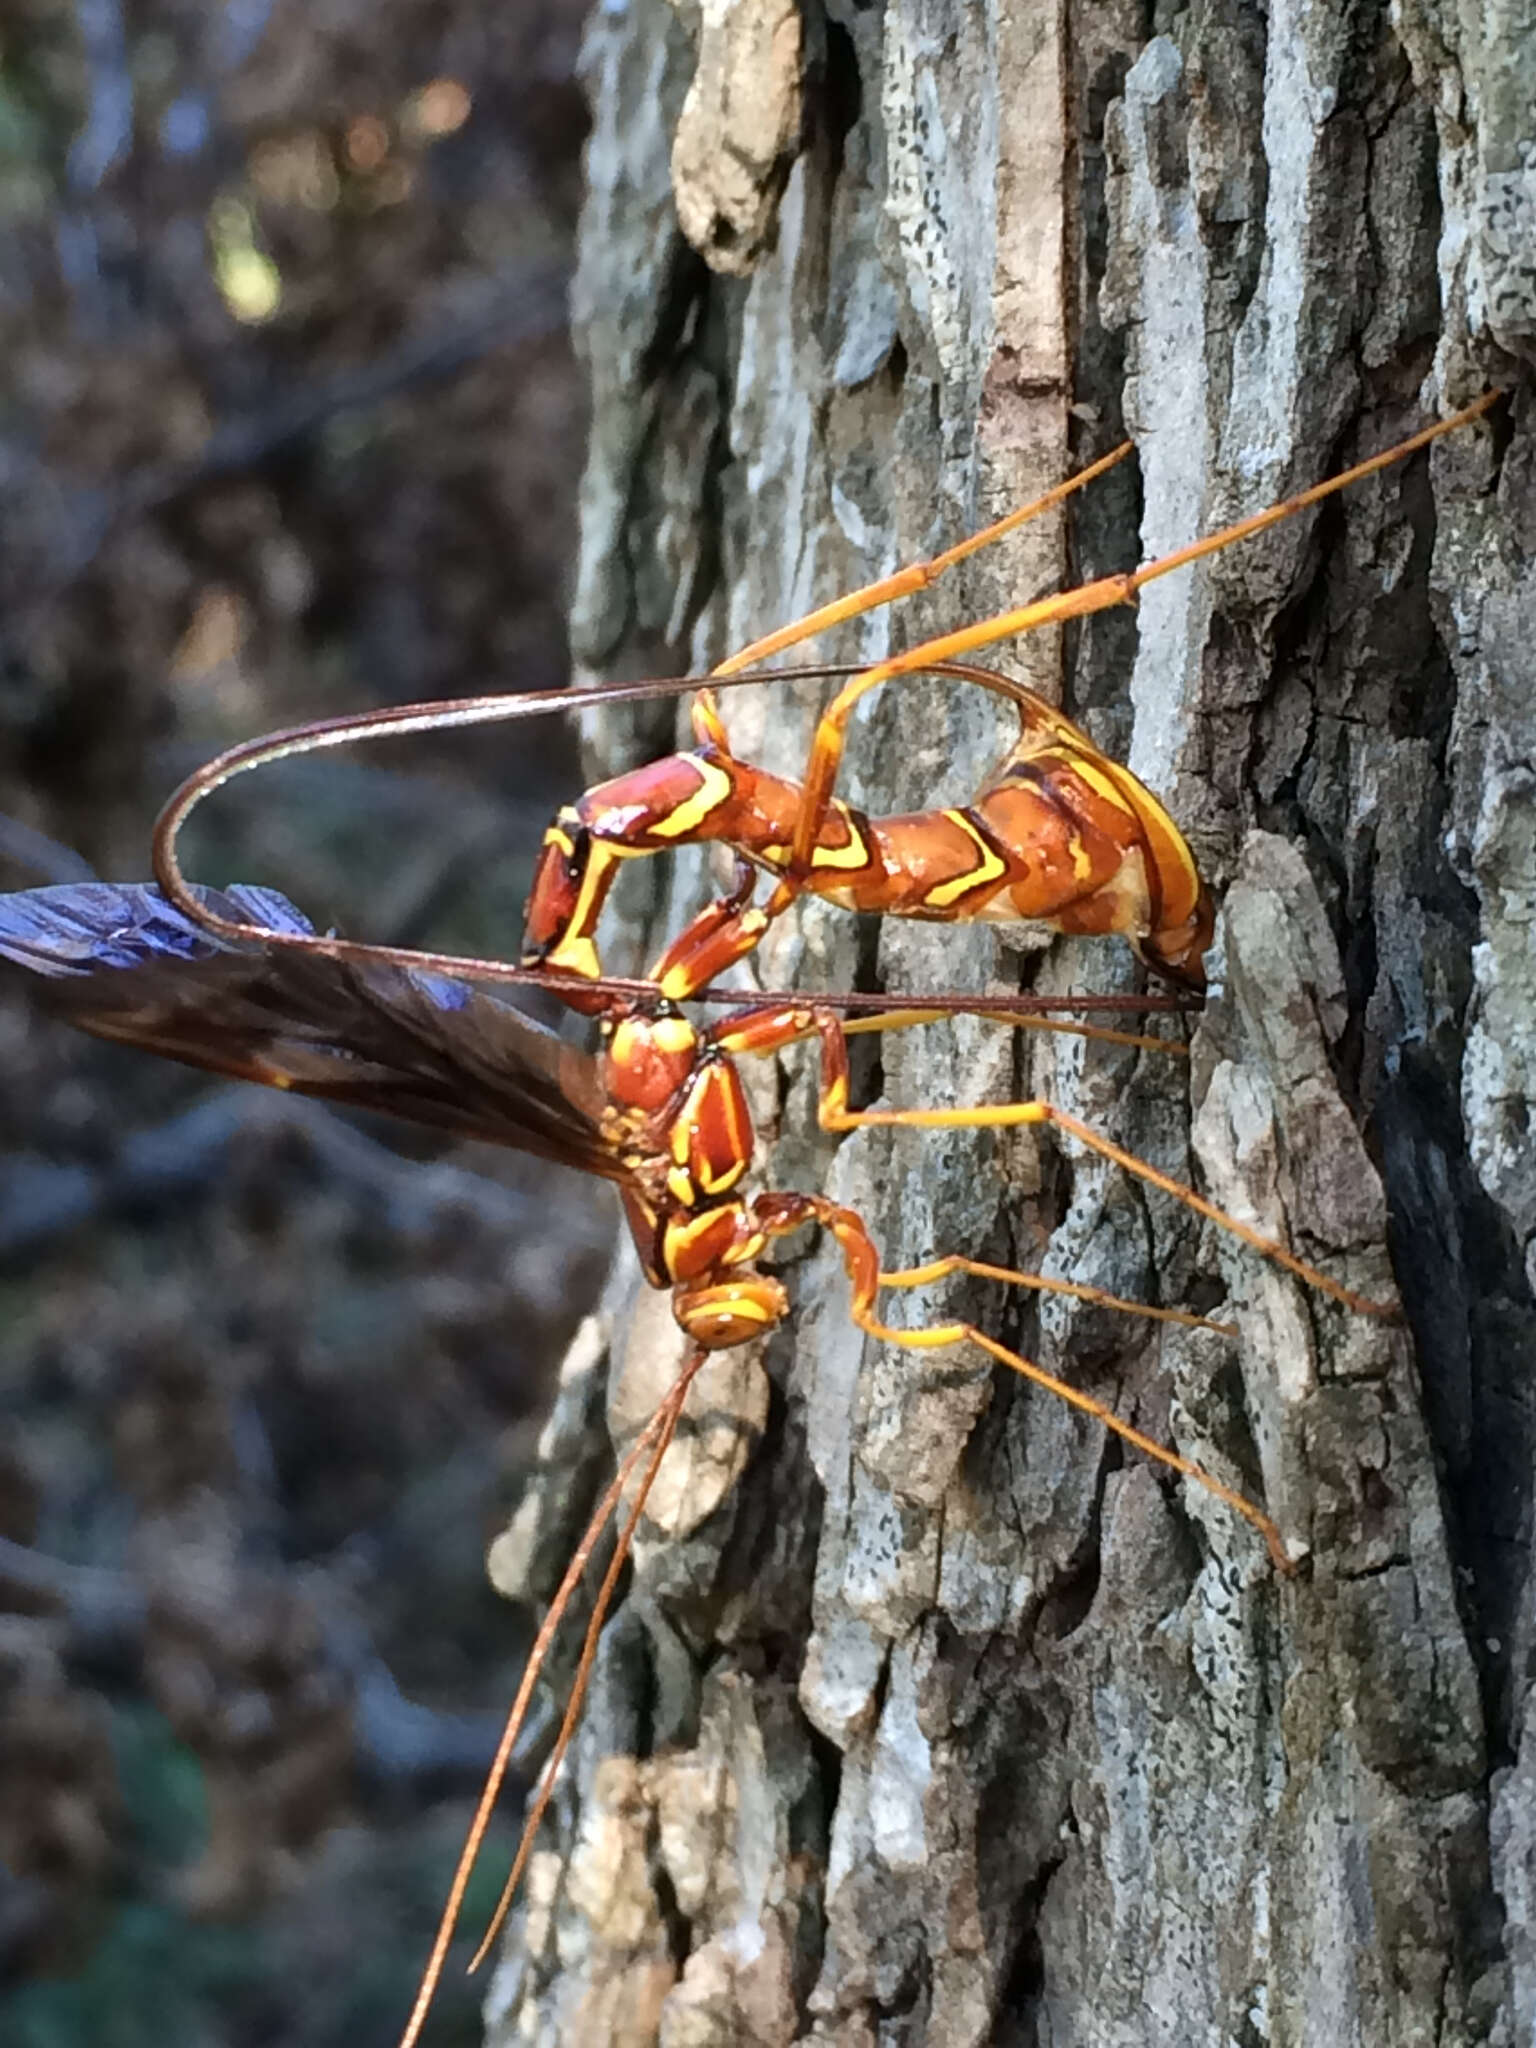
[668, 0, 805, 274]
[487, 2, 1530, 2043]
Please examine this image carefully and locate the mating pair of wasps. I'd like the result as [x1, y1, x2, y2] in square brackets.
[0, 391, 1500, 2042]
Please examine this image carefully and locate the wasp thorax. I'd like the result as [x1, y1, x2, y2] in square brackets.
[674, 1276, 789, 1349]
[605, 1010, 701, 1112]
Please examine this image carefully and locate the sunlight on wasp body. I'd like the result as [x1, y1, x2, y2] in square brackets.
[0, 389, 1501, 2048]
[523, 443, 1218, 999]
[522, 653, 1215, 997]
[521, 392, 1498, 1009]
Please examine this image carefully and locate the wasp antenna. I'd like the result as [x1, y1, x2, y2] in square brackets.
[463, 1348, 708, 1977]
[396, 1353, 704, 2048]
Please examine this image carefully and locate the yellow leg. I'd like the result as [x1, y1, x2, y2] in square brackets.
[853, 1301, 1294, 1573]
[823, 1093, 1395, 1321]
[841, 1005, 1188, 1060]
[778, 1192, 1296, 1572]
[878, 1252, 1234, 1336]
[714, 1002, 1187, 1067]
[707, 440, 1135, 681]
[691, 441, 1132, 750]
[769, 1005, 1392, 1319]
[729, 1185, 1291, 1572]
[777, 392, 1502, 875]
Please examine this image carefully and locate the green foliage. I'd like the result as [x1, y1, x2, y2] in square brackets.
[3, 1704, 506, 2048]
[0, 61, 53, 222]
[111, 1705, 209, 1868]
[5, 1903, 254, 2048]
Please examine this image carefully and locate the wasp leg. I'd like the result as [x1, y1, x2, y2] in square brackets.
[777, 1196, 1296, 1576]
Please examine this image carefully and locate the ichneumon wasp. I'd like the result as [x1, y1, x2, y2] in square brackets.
[0, 389, 1500, 2045]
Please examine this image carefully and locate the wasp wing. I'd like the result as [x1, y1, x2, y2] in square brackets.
[0, 883, 626, 1183]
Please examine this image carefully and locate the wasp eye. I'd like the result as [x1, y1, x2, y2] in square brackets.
[563, 819, 590, 882]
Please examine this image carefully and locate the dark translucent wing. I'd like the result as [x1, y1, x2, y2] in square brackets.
[0, 884, 626, 1183]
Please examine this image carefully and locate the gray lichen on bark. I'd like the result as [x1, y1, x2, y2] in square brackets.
[484, 0, 1532, 2042]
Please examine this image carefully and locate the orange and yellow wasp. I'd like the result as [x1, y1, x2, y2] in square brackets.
[0, 389, 1499, 2044]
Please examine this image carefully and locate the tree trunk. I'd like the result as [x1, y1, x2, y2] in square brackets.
[485, 2, 1533, 2042]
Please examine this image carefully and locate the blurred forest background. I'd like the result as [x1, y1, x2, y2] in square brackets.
[0, 4, 617, 2043]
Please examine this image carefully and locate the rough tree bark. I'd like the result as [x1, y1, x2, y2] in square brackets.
[484, 1, 1533, 2042]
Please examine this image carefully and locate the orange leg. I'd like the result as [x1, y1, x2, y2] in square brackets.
[716, 1004, 1245, 1336]
[824, 1092, 1394, 1321]
[647, 854, 772, 1000]
[878, 1252, 1234, 1337]
[838, 1003, 1189, 1061]
[732, 998, 1404, 1563]
[691, 439, 1135, 731]
[710, 1000, 1187, 1074]
[723, 1004, 1227, 1329]
[750, 1192, 1294, 1573]
[790, 1005, 1395, 1320]
[771, 391, 1503, 887]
